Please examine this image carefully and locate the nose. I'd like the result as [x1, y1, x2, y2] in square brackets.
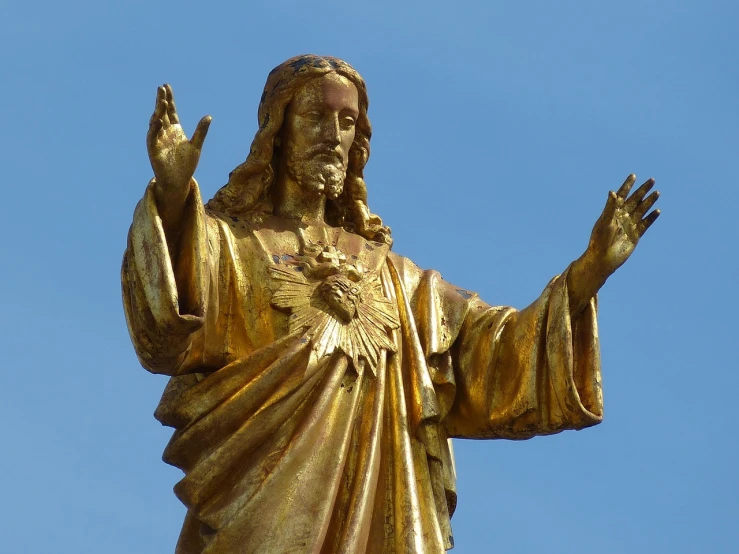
[321, 114, 341, 147]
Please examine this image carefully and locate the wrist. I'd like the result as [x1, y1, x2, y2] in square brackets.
[154, 176, 191, 207]
[579, 247, 612, 283]
[568, 249, 609, 305]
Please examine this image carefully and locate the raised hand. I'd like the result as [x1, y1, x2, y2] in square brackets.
[147, 84, 211, 201]
[587, 174, 661, 278]
[566, 174, 661, 317]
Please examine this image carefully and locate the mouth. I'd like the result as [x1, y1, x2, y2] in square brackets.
[311, 150, 344, 165]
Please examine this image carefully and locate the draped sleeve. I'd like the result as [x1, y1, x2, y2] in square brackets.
[391, 254, 603, 441]
[445, 270, 603, 439]
[121, 179, 220, 376]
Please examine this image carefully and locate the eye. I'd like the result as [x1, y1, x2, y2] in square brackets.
[340, 116, 356, 130]
[302, 111, 322, 121]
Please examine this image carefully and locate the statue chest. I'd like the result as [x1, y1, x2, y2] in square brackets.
[239, 222, 400, 375]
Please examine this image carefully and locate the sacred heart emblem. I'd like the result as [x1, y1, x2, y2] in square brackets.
[269, 258, 399, 375]
[319, 274, 361, 323]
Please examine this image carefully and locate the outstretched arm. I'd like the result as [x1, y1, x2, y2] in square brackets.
[147, 84, 211, 247]
[421, 174, 660, 439]
[567, 174, 661, 317]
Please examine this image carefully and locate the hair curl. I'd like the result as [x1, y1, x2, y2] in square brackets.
[206, 55, 391, 245]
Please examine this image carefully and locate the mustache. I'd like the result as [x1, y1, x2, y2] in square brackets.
[304, 147, 344, 165]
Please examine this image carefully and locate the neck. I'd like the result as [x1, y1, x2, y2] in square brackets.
[273, 171, 327, 223]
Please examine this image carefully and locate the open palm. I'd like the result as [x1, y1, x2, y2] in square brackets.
[147, 84, 211, 192]
[588, 174, 661, 276]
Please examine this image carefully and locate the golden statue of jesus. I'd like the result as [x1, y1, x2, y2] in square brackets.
[122, 55, 660, 553]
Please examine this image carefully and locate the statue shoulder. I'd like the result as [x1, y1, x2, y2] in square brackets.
[387, 251, 426, 295]
[203, 207, 268, 236]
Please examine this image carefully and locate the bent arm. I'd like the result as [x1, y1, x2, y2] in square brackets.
[122, 178, 214, 375]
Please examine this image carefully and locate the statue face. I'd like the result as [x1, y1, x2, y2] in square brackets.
[280, 73, 360, 200]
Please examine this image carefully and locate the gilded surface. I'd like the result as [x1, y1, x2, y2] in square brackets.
[122, 55, 660, 553]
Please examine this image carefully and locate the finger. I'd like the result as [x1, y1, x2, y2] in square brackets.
[616, 173, 636, 200]
[164, 84, 180, 124]
[624, 177, 655, 211]
[637, 209, 661, 236]
[633, 190, 660, 219]
[155, 84, 171, 126]
[191, 115, 212, 150]
[601, 190, 618, 223]
[148, 86, 166, 128]
[147, 87, 166, 150]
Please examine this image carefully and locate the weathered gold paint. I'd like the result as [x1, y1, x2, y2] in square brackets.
[122, 55, 660, 553]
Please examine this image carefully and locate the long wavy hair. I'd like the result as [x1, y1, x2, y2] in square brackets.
[206, 55, 391, 244]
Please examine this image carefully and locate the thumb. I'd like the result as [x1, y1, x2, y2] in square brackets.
[191, 115, 212, 150]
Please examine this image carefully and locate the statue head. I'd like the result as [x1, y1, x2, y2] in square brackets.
[207, 55, 391, 244]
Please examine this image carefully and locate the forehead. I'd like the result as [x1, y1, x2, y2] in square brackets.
[290, 73, 359, 113]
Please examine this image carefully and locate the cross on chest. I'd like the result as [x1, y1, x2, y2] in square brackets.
[318, 246, 347, 267]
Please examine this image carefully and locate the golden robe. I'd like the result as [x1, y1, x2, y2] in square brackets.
[122, 181, 604, 553]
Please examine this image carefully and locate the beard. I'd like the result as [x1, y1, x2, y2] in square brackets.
[285, 151, 347, 200]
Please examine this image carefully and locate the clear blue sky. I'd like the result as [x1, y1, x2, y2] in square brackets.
[2, 1, 737, 552]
